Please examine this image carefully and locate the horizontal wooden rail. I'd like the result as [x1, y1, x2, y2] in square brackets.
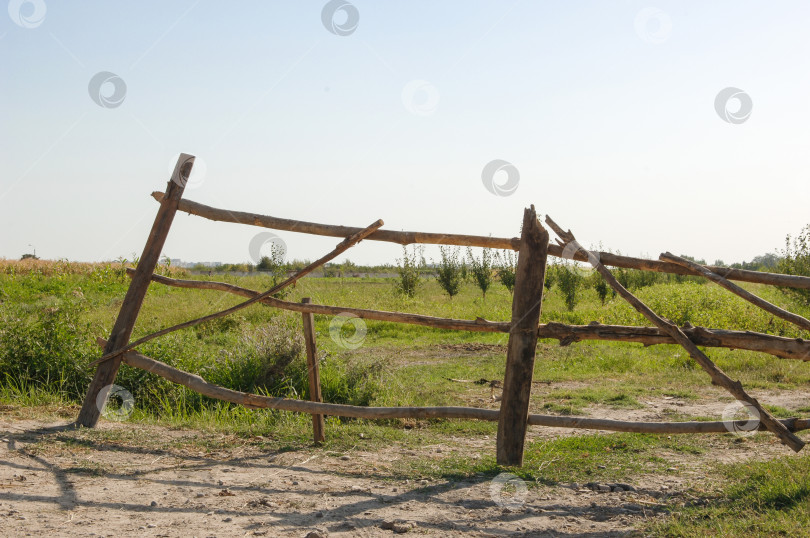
[152, 192, 810, 290]
[102, 339, 810, 435]
[130, 269, 510, 333]
[134, 270, 810, 360]
[539, 322, 810, 361]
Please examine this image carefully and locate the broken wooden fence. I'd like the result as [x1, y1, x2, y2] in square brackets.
[78, 154, 810, 466]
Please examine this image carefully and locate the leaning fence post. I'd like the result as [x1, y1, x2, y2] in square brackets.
[496, 205, 549, 466]
[301, 297, 326, 443]
[76, 154, 194, 428]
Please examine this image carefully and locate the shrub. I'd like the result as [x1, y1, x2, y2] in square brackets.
[222, 317, 305, 393]
[544, 264, 555, 292]
[588, 270, 610, 305]
[467, 248, 493, 299]
[436, 247, 463, 299]
[229, 319, 382, 406]
[460, 259, 469, 282]
[778, 224, 810, 305]
[395, 245, 424, 298]
[322, 264, 340, 278]
[495, 250, 517, 294]
[555, 262, 584, 311]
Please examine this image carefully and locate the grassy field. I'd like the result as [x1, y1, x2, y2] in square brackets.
[2, 259, 810, 535]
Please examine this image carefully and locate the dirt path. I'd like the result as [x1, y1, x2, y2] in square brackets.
[0, 418, 679, 537]
[2, 385, 807, 537]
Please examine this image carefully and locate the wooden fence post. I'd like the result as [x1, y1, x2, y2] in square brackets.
[301, 297, 326, 443]
[496, 206, 549, 466]
[76, 154, 194, 428]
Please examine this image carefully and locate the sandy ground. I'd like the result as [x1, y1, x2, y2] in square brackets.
[1, 379, 808, 537]
[0, 419, 691, 538]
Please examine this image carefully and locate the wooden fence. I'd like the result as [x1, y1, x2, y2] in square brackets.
[77, 154, 810, 465]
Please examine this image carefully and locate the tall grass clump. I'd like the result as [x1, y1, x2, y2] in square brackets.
[146, 317, 385, 413]
[0, 301, 96, 401]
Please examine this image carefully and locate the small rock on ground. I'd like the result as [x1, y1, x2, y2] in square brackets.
[381, 520, 415, 533]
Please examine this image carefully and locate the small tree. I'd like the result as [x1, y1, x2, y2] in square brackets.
[460, 259, 469, 282]
[778, 224, 810, 305]
[467, 247, 493, 299]
[395, 245, 424, 298]
[341, 258, 357, 277]
[323, 263, 339, 277]
[494, 250, 517, 294]
[544, 264, 555, 293]
[436, 246, 463, 299]
[256, 241, 288, 298]
[256, 255, 277, 273]
[588, 270, 609, 305]
[556, 262, 583, 311]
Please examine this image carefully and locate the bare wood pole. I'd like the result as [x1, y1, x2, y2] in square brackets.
[301, 298, 325, 444]
[77, 154, 195, 427]
[151, 192, 810, 290]
[89, 219, 384, 367]
[660, 252, 810, 333]
[135, 270, 810, 360]
[99, 340, 810, 435]
[546, 216, 806, 453]
[497, 206, 550, 466]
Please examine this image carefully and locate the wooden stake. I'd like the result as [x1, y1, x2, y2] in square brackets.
[546, 216, 806, 453]
[76, 154, 194, 428]
[301, 298, 325, 444]
[497, 206, 549, 466]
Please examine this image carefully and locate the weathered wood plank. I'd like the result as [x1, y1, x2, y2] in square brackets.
[497, 206, 549, 466]
[151, 192, 810, 290]
[77, 154, 195, 427]
[301, 298, 325, 444]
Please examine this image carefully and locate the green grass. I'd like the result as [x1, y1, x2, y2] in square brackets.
[383, 430, 706, 485]
[651, 455, 810, 537]
[3, 270, 810, 422]
[4, 267, 810, 535]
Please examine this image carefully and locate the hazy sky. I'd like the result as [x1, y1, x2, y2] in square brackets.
[2, 1, 808, 266]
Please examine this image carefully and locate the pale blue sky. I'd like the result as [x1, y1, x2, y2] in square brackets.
[1, 1, 808, 266]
